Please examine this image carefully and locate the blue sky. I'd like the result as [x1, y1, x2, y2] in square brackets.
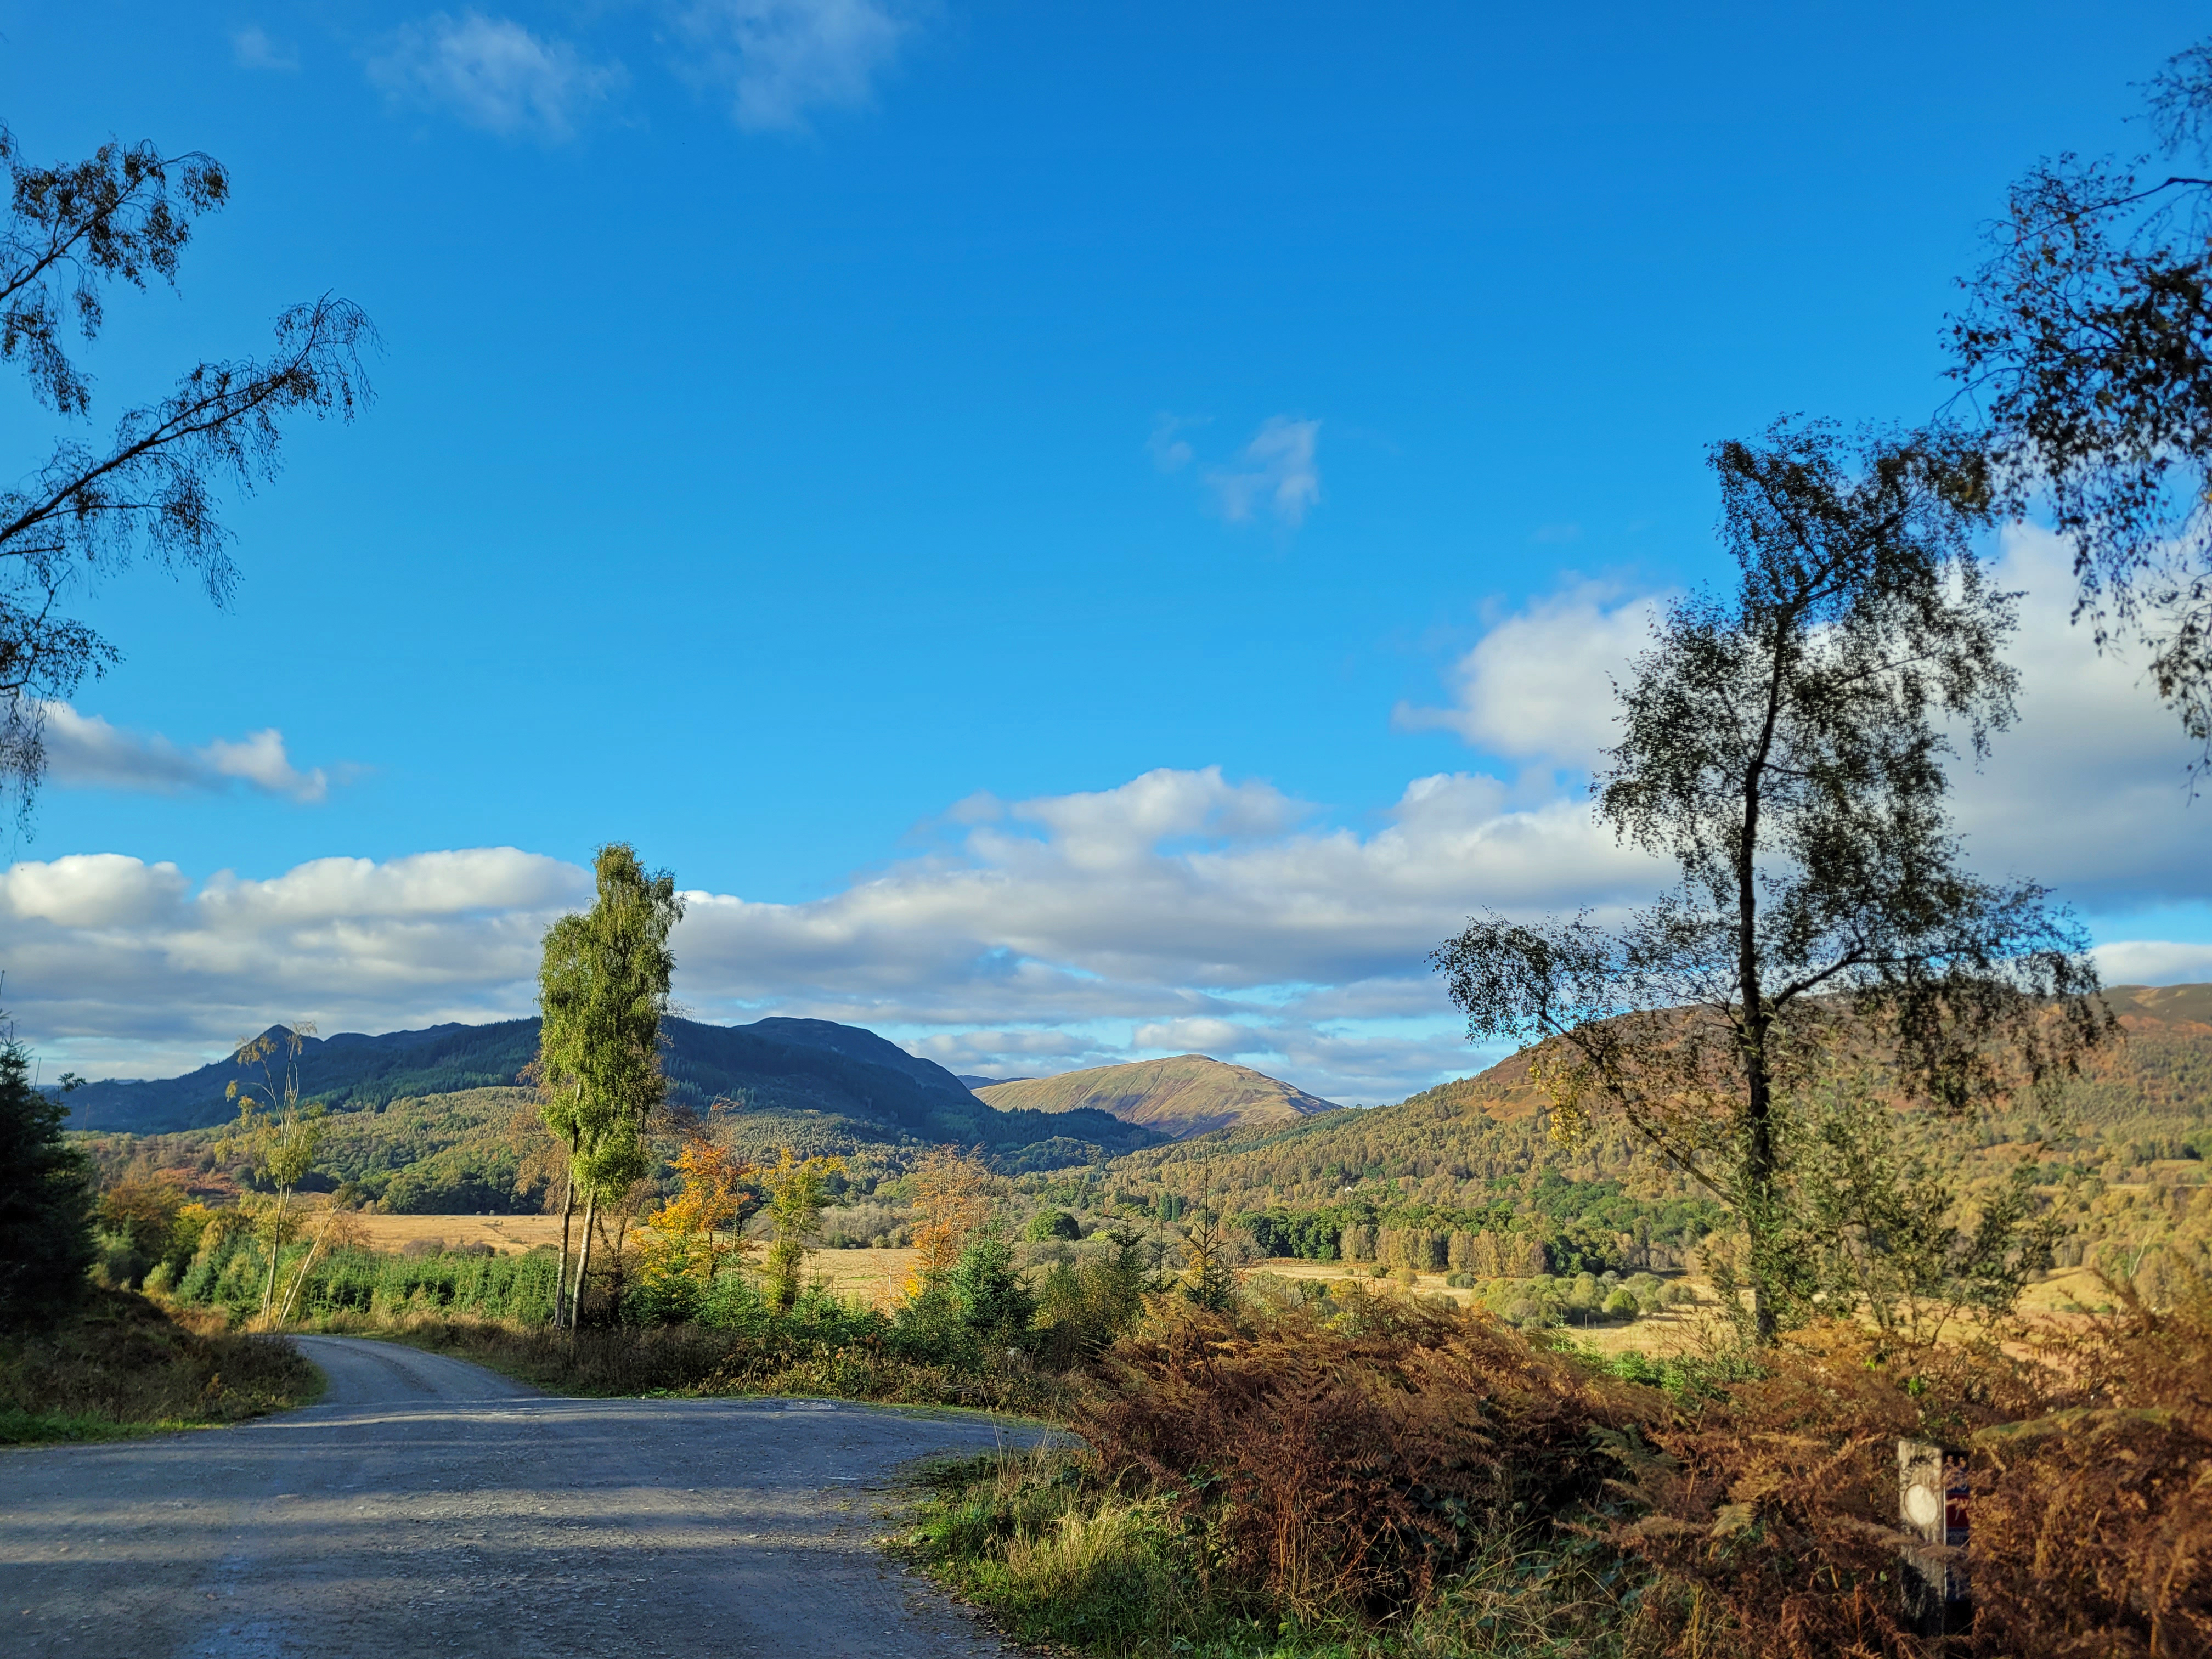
[4, 2, 2208, 1097]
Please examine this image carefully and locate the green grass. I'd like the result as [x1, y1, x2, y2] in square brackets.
[895, 1447, 1654, 1659]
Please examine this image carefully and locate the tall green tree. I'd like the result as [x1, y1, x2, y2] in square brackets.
[534, 844, 682, 1329]
[0, 1026, 93, 1330]
[1432, 420, 2106, 1344]
[1949, 37, 2212, 768]
[0, 124, 371, 823]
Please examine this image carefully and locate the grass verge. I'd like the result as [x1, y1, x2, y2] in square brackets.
[0, 1289, 322, 1445]
[895, 1445, 1655, 1659]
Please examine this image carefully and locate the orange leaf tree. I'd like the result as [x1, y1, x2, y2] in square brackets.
[637, 1138, 756, 1312]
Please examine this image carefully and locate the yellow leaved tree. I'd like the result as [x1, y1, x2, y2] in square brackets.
[637, 1138, 757, 1307]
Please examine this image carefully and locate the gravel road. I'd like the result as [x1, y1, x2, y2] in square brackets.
[1, 1336, 1050, 1657]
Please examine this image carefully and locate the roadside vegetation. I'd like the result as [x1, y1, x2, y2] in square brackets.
[0, 1025, 322, 1443]
[0, 1287, 319, 1444]
[901, 1282, 2212, 1658]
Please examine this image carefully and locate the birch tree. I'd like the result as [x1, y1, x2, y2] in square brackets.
[1433, 420, 2106, 1344]
[0, 124, 371, 823]
[1950, 36, 2212, 769]
[533, 844, 682, 1330]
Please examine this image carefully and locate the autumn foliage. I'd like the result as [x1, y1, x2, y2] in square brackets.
[988, 1277, 2212, 1657]
[1611, 1290, 2212, 1657]
[1077, 1293, 1646, 1620]
[906, 1149, 992, 1297]
[638, 1138, 755, 1291]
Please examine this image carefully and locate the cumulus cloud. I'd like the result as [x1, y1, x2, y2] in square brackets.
[18, 534, 2208, 1102]
[1393, 583, 1663, 763]
[369, 12, 625, 140]
[906, 1028, 1115, 1077]
[2, 849, 585, 1074]
[233, 24, 300, 71]
[672, 0, 909, 133]
[1206, 416, 1322, 528]
[1944, 524, 2207, 906]
[1391, 527, 2209, 909]
[39, 703, 337, 804]
[1132, 1017, 1259, 1054]
[6, 764, 1657, 1098]
[2092, 939, 2212, 985]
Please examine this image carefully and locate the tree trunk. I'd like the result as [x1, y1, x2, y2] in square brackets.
[1738, 690, 1779, 1344]
[553, 1152, 577, 1329]
[260, 1188, 291, 1323]
[1742, 1029, 1779, 1344]
[572, 1185, 599, 1340]
[277, 1204, 340, 1324]
[604, 1208, 631, 1326]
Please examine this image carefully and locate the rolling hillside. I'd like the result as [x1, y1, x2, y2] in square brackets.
[1091, 983, 2212, 1279]
[60, 1014, 1168, 1165]
[973, 1054, 1339, 1140]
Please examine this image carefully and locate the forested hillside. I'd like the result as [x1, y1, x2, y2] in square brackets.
[1087, 984, 2212, 1285]
[60, 1014, 1166, 1164]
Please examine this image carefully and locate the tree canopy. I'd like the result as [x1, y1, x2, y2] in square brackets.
[0, 123, 371, 821]
[1950, 36, 2212, 767]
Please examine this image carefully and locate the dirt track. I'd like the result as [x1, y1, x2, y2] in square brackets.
[1, 1336, 1046, 1657]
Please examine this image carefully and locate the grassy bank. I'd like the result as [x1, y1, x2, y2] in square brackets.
[901, 1445, 1642, 1659]
[0, 1289, 321, 1444]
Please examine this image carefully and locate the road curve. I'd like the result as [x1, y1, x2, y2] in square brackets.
[2, 1335, 1049, 1657]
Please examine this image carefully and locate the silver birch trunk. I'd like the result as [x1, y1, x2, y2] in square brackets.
[572, 1186, 599, 1339]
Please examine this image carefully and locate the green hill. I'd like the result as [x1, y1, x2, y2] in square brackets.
[973, 1055, 1340, 1140]
[60, 1014, 1170, 1167]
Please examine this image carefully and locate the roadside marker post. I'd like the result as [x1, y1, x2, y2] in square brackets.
[1898, 1438, 1971, 1637]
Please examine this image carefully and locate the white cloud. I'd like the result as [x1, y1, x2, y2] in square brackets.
[1945, 524, 2207, 906]
[672, 0, 909, 133]
[1, 849, 585, 1068]
[1131, 1017, 1257, 1054]
[906, 1028, 1113, 1076]
[2091, 939, 2212, 985]
[39, 703, 337, 804]
[19, 532, 2207, 1103]
[233, 24, 300, 71]
[1147, 414, 1200, 473]
[1394, 582, 1663, 762]
[369, 12, 625, 141]
[4, 766, 1655, 1099]
[1391, 526, 2209, 909]
[1206, 416, 1321, 528]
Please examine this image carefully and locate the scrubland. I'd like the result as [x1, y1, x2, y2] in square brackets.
[0, 1288, 319, 1443]
[902, 1280, 2211, 1659]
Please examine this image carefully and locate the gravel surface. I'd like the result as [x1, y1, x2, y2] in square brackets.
[1, 1335, 1050, 1657]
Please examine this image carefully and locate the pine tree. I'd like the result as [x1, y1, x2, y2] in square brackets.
[0, 1031, 94, 1330]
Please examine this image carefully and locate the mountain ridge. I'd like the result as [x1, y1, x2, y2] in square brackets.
[57, 1015, 1167, 1164]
